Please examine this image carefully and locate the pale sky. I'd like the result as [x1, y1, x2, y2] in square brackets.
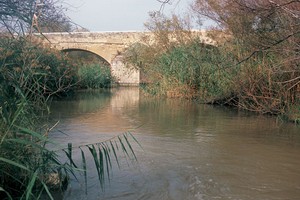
[62, 0, 195, 31]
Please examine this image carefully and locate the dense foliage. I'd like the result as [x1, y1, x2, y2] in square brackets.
[64, 50, 113, 89]
[78, 63, 112, 89]
[0, 37, 77, 123]
[125, 13, 233, 100]
[192, 0, 300, 117]
[127, 39, 232, 99]
[0, 37, 76, 199]
[125, 1, 299, 121]
[0, 0, 73, 35]
[0, 37, 134, 199]
[0, 1, 132, 199]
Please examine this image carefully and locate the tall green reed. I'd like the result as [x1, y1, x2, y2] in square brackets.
[0, 37, 140, 199]
[77, 63, 112, 89]
[126, 39, 233, 100]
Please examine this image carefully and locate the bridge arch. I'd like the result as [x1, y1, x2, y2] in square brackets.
[56, 42, 121, 64]
[61, 48, 110, 65]
[60, 47, 140, 86]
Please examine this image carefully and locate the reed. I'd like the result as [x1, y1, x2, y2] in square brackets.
[77, 63, 112, 89]
[0, 37, 140, 199]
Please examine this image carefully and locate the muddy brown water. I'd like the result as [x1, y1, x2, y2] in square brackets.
[49, 87, 300, 200]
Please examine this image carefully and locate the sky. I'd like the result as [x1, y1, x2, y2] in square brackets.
[62, 0, 196, 32]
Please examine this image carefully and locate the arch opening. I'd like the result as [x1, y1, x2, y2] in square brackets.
[62, 48, 113, 88]
[62, 48, 110, 66]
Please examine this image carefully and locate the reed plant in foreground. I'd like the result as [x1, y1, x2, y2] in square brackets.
[61, 132, 141, 194]
[0, 37, 140, 199]
[0, 124, 139, 199]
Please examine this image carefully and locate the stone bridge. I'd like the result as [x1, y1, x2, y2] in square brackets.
[39, 31, 214, 85]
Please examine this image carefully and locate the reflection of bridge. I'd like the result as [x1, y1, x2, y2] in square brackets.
[39, 31, 214, 85]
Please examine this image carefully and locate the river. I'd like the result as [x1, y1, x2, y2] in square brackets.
[49, 87, 300, 200]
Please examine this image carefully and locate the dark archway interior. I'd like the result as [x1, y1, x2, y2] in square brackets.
[62, 49, 113, 88]
[62, 49, 110, 66]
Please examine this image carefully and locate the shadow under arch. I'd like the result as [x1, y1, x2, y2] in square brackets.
[61, 48, 110, 66]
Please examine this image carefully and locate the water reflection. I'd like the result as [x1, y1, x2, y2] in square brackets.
[49, 87, 300, 200]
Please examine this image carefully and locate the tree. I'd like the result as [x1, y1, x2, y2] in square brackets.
[0, 0, 72, 36]
[145, 11, 194, 50]
[192, 0, 300, 46]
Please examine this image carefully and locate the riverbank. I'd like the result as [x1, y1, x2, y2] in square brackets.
[284, 105, 300, 124]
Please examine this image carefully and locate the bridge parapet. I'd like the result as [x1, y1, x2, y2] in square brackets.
[41, 31, 150, 46]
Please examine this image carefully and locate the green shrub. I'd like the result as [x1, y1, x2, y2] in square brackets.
[0, 37, 77, 199]
[0, 38, 138, 199]
[77, 63, 112, 89]
[0, 38, 77, 102]
[224, 38, 300, 114]
[129, 39, 234, 100]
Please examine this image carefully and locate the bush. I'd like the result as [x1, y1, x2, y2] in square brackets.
[0, 38, 77, 101]
[219, 36, 300, 114]
[77, 63, 112, 89]
[126, 38, 233, 100]
[158, 40, 233, 99]
[0, 37, 77, 199]
[193, 0, 300, 115]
